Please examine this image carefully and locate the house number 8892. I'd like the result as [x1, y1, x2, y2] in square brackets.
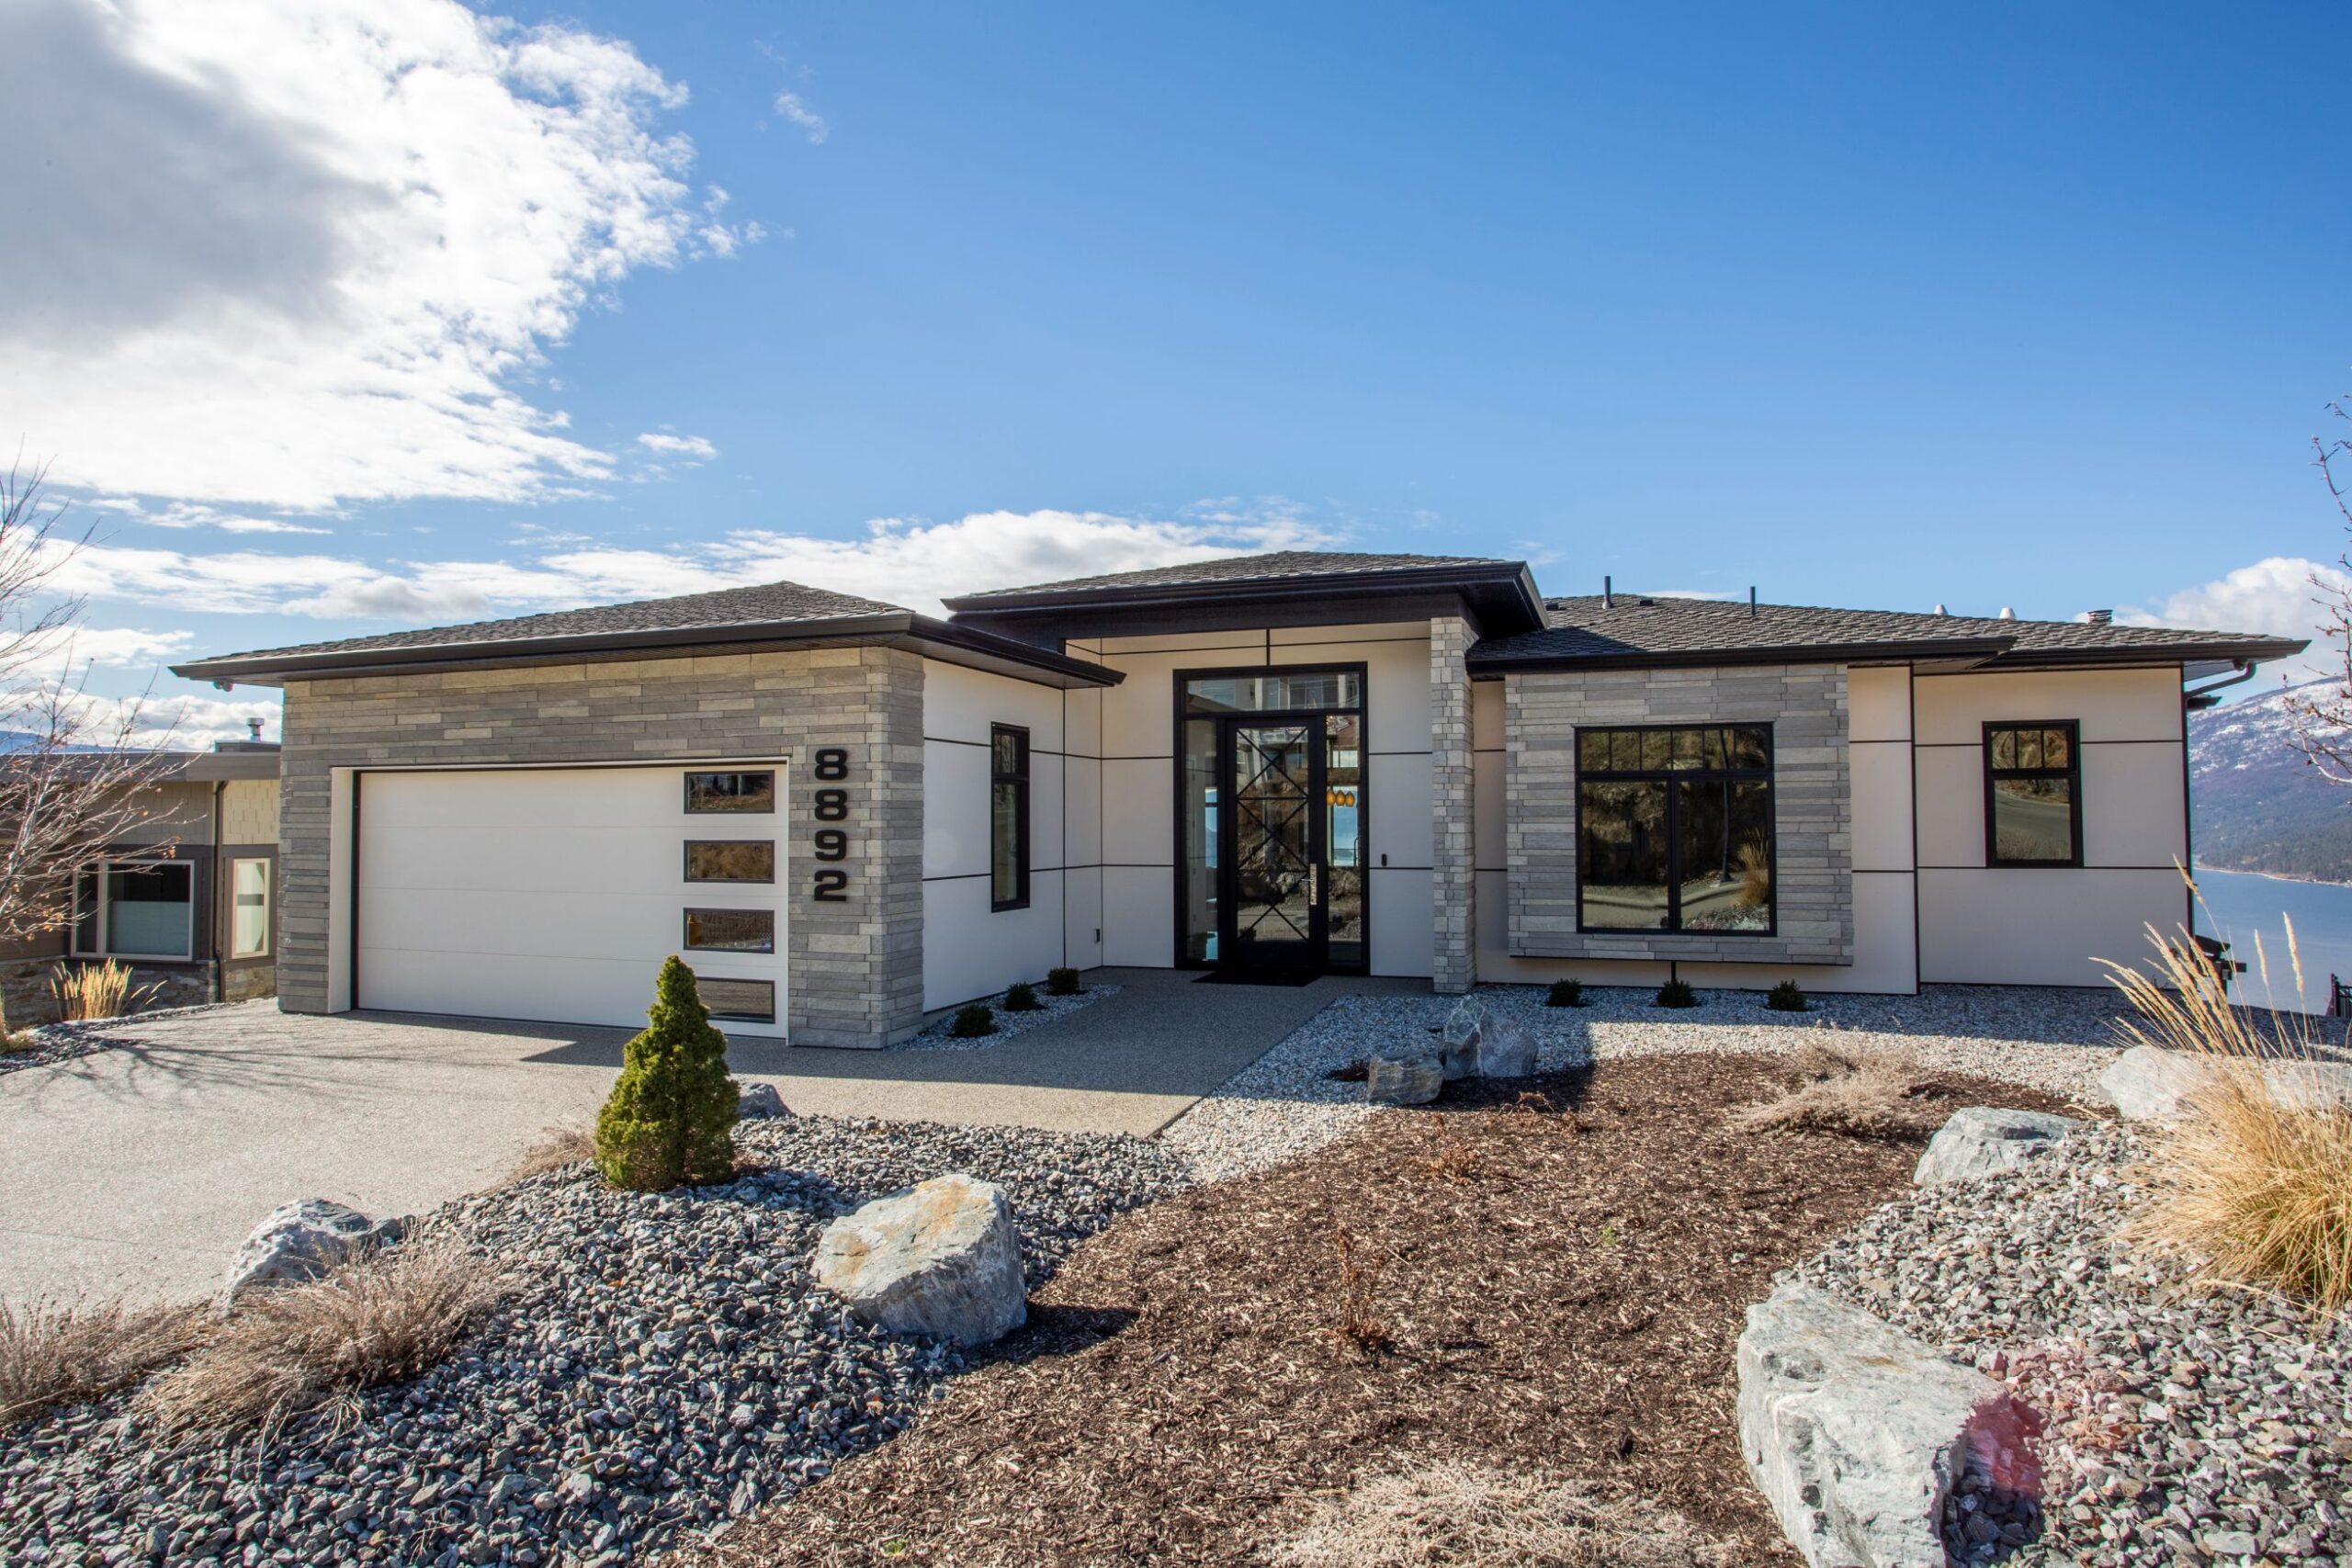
[809, 747, 852, 901]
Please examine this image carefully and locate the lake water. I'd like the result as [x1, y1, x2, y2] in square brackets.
[2191, 867, 2352, 1012]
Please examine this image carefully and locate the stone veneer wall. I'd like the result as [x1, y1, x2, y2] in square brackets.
[1430, 615, 1476, 993]
[278, 646, 925, 1049]
[1506, 663, 1853, 966]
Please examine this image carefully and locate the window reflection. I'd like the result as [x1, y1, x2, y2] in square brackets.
[1576, 725, 1774, 933]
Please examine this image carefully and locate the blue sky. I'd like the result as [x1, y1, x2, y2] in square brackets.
[4, 1, 2346, 741]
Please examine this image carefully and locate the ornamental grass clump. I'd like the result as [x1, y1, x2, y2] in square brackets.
[594, 956, 740, 1191]
[1731, 1040, 1949, 1139]
[1545, 978, 1585, 1008]
[1, 1298, 202, 1428]
[1046, 966, 1082, 996]
[949, 1003, 996, 1038]
[2103, 923, 2352, 1316]
[1003, 981, 1041, 1012]
[1270, 1461, 1735, 1568]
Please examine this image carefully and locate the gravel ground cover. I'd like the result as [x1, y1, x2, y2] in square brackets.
[1796, 1123, 2352, 1568]
[0, 1114, 1184, 1568]
[1162, 982, 2145, 1183]
[0, 1002, 250, 1078]
[890, 986, 1118, 1053]
[684, 1054, 2078, 1568]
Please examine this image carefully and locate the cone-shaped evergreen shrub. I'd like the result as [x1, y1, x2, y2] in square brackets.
[594, 957, 740, 1191]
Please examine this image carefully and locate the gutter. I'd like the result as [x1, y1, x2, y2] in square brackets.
[1467, 636, 2017, 675]
[2182, 660, 2259, 711]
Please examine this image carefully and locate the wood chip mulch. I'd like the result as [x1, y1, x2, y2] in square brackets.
[695, 1052, 2082, 1568]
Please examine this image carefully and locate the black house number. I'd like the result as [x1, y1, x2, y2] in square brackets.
[810, 747, 852, 901]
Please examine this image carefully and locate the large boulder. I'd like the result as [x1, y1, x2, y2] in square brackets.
[1914, 1106, 2081, 1187]
[219, 1199, 405, 1314]
[1366, 1053, 1443, 1105]
[812, 1175, 1027, 1347]
[1738, 1282, 2036, 1568]
[738, 1082, 790, 1120]
[1474, 1016, 1538, 1079]
[1438, 998, 1485, 1080]
[2101, 1043, 2352, 1122]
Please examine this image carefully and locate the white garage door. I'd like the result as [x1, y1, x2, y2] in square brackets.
[356, 764, 788, 1038]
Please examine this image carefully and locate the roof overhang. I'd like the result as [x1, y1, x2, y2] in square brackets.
[171, 613, 1124, 691]
[944, 559, 1547, 641]
[1468, 633, 2310, 677]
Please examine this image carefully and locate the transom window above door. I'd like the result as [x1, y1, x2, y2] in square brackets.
[1183, 670, 1363, 715]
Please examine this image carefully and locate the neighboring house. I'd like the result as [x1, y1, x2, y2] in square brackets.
[171, 553, 2301, 1048]
[0, 738, 282, 1028]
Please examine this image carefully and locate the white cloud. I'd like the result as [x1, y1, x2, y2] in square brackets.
[2120, 556, 2349, 681]
[86, 500, 332, 536]
[773, 90, 829, 143]
[0, 0, 753, 511]
[47, 626, 194, 671]
[48, 507, 1338, 623]
[636, 433, 718, 459]
[52, 684, 283, 751]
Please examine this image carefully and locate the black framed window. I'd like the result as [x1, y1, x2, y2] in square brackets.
[684, 908, 775, 953]
[1576, 725, 1775, 934]
[990, 725, 1030, 911]
[684, 840, 775, 883]
[691, 974, 776, 1024]
[1984, 722, 2082, 867]
[684, 771, 775, 814]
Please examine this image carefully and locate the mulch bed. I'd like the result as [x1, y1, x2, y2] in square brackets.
[695, 1053, 2083, 1568]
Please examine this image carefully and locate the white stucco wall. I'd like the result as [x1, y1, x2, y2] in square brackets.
[1069, 621, 1438, 976]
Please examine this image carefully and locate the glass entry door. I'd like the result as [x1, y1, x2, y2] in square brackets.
[1217, 713, 1365, 970]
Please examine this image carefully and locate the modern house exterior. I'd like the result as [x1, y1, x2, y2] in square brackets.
[173, 552, 2303, 1049]
[0, 739, 282, 1028]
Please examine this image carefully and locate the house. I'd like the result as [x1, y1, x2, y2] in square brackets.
[171, 552, 2302, 1048]
[0, 736, 281, 1028]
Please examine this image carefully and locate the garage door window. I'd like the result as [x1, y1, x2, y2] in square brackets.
[684, 771, 775, 814]
[1984, 722, 2081, 867]
[73, 860, 195, 961]
[684, 841, 775, 883]
[684, 908, 775, 953]
[692, 975, 775, 1023]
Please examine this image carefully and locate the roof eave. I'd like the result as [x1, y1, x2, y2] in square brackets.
[944, 559, 1545, 634]
[1467, 637, 2017, 673]
[1982, 637, 2309, 671]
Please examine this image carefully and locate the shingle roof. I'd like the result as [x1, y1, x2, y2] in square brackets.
[184, 580, 910, 667]
[1468, 594, 2307, 670]
[944, 550, 1505, 602]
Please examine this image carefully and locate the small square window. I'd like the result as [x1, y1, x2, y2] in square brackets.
[684, 908, 775, 953]
[684, 771, 775, 814]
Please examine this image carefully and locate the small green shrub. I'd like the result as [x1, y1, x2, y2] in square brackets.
[1046, 966, 1082, 997]
[949, 1004, 997, 1038]
[1545, 978, 1585, 1009]
[1003, 981, 1041, 1012]
[594, 957, 740, 1191]
[1766, 980, 1808, 1012]
[1655, 978, 1699, 1010]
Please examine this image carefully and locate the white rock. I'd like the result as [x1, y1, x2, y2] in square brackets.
[1438, 998, 1484, 1079]
[219, 1199, 404, 1313]
[1913, 1106, 2081, 1187]
[1737, 1281, 2035, 1568]
[812, 1174, 1027, 1347]
[1474, 1017, 1537, 1079]
[738, 1082, 790, 1120]
[1365, 1053, 1443, 1105]
[2101, 1043, 2352, 1122]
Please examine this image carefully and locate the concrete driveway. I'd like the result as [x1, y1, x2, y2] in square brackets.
[0, 968, 1408, 1307]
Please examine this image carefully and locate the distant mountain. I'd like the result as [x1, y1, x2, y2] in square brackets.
[2190, 681, 2352, 885]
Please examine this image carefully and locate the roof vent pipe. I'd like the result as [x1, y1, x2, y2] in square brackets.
[1603, 575, 1613, 609]
[247, 717, 263, 741]
[1998, 607, 2017, 620]
[2086, 608, 2113, 626]
[1747, 586, 1757, 619]
[1934, 604, 1947, 615]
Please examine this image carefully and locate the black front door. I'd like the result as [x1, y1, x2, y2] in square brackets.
[1216, 716, 1365, 970]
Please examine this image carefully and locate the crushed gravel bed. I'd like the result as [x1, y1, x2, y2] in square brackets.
[1794, 1124, 2351, 1567]
[889, 984, 1118, 1052]
[0, 1002, 256, 1077]
[1161, 982, 2148, 1184]
[0, 1114, 1185, 1568]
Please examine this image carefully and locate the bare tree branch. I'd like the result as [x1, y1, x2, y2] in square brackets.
[2287, 398, 2352, 781]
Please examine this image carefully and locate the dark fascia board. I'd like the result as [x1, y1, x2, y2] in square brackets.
[181, 751, 282, 782]
[1467, 636, 2017, 673]
[943, 559, 1546, 637]
[170, 612, 1124, 691]
[1977, 636, 2308, 671]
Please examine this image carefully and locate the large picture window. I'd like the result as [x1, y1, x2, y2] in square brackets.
[1984, 722, 2081, 867]
[1576, 725, 1775, 933]
[73, 859, 196, 960]
[990, 725, 1030, 911]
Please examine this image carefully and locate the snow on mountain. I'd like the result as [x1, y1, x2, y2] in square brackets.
[2189, 679, 2352, 884]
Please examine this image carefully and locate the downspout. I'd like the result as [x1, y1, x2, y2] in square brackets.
[2182, 660, 2256, 710]
[210, 780, 225, 1003]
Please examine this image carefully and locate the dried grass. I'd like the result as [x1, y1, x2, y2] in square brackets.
[503, 1122, 595, 1184]
[1414, 1114, 1482, 1182]
[2105, 920, 2352, 1316]
[0, 1298, 202, 1427]
[1326, 1225, 1390, 1354]
[141, 1237, 509, 1437]
[1730, 1044, 1948, 1139]
[49, 959, 152, 1023]
[1268, 1461, 1736, 1567]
